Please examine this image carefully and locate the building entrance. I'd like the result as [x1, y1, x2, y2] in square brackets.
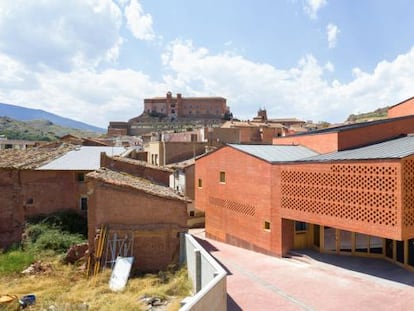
[291, 225, 414, 271]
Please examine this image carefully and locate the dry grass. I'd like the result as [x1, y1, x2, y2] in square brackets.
[0, 259, 192, 311]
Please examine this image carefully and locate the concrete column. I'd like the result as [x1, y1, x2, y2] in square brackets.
[195, 249, 201, 292]
[179, 232, 186, 265]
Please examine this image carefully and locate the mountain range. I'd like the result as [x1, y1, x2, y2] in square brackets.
[0, 103, 104, 133]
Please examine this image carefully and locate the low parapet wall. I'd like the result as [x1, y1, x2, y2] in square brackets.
[180, 233, 227, 311]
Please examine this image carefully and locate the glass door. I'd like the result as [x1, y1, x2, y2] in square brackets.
[324, 227, 337, 253]
[339, 230, 352, 253]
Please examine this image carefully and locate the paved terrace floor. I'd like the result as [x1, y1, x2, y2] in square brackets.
[190, 229, 414, 311]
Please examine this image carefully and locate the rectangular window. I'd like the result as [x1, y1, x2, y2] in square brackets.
[219, 171, 226, 183]
[295, 221, 307, 232]
[198, 178, 203, 188]
[77, 173, 85, 182]
[80, 197, 88, 211]
[264, 221, 271, 231]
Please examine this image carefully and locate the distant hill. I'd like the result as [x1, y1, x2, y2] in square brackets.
[0, 117, 102, 141]
[346, 107, 389, 123]
[0, 103, 104, 133]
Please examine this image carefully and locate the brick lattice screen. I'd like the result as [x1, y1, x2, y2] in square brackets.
[403, 159, 414, 227]
[281, 163, 399, 227]
[209, 196, 256, 216]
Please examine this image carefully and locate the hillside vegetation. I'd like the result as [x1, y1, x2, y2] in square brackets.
[0, 117, 101, 141]
[346, 107, 389, 123]
[0, 211, 192, 310]
[0, 103, 104, 133]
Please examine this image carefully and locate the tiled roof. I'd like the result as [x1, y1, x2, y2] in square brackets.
[301, 135, 414, 161]
[0, 144, 75, 169]
[111, 156, 174, 172]
[166, 158, 195, 169]
[87, 168, 190, 202]
[228, 144, 319, 163]
[221, 121, 283, 128]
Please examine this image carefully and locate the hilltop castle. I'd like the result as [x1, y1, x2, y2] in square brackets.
[108, 92, 229, 136]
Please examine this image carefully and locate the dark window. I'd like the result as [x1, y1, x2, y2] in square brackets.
[189, 211, 195, 217]
[198, 178, 202, 188]
[26, 198, 34, 205]
[313, 224, 320, 247]
[396, 240, 404, 263]
[409, 239, 414, 267]
[80, 197, 88, 211]
[219, 171, 226, 183]
[295, 221, 307, 232]
[77, 173, 85, 182]
[264, 221, 271, 231]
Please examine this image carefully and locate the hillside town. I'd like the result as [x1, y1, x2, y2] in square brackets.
[2, 93, 414, 309]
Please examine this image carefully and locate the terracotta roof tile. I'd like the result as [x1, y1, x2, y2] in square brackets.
[0, 144, 75, 169]
[87, 168, 190, 202]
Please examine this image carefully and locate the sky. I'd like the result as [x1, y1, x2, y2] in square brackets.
[1, 0, 414, 128]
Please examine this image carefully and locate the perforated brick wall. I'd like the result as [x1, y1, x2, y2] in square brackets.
[209, 196, 256, 216]
[402, 158, 414, 238]
[281, 162, 402, 239]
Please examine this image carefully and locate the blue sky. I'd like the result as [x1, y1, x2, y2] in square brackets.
[1, 0, 414, 128]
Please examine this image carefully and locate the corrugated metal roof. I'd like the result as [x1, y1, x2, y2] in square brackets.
[38, 146, 125, 170]
[228, 144, 319, 162]
[302, 135, 414, 161]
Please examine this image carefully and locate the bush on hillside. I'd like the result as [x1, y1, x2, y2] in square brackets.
[24, 223, 85, 254]
[27, 210, 87, 238]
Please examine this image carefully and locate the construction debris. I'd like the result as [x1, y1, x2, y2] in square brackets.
[21, 261, 53, 275]
[65, 243, 88, 264]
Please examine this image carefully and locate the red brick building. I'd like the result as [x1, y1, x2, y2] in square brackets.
[196, 115, 414, 270]
[143, 92, 227, 120]
[0, 146, 125, 249]
[388, 96, 414, 118]
[86, 168, 189, 272]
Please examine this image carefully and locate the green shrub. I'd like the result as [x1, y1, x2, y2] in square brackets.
[24, 223, 85, 254]
[27, 210, 87, 238]
[32, 228, 84, 253]
[0, 250, 34, 275]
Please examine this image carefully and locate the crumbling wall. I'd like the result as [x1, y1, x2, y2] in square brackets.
[87, 178, 188, 272]
[0, 169, 24, 249]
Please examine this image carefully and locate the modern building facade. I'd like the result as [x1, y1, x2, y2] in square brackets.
[195, 113, 414, 270]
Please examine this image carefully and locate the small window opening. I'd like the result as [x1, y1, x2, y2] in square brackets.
[77, 173, 85, 182]
[295, 221, 307, 232]
[80, 197, 88, 211]
[198, 178, 203, 188]
[219, 171, 226, 183]
[26, 198, 34, 205]
[264, 221, 271, 231]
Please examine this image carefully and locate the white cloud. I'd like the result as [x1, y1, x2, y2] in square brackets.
[160, 40, 414, 123]
[304, 0, 327, 19]
[124, 0, 155, 41]
[0, 62, 165, 127]
[0, 0, 123, 71]
[324, 61, 334, 72]
[326, 23, 340, 49]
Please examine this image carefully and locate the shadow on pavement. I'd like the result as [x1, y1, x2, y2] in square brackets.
[192, 236, 233, 276]
[292, 249, 414, 287]
[227, 294, 243, 311]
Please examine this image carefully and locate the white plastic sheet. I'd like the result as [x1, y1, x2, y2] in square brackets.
[109, 256, 134, 291]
